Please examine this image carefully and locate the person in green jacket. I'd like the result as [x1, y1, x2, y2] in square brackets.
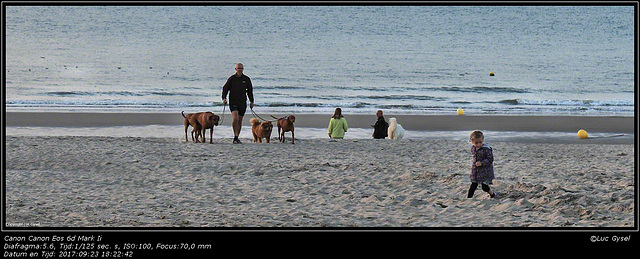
[328, 108, 348, 139]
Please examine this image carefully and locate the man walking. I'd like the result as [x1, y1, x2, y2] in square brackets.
[222, 63, 254, 144]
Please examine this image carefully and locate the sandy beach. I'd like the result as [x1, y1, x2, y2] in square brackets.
[4, 112, 636, 228]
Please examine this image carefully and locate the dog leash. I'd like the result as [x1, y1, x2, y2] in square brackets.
[270, 115, 286, 120]
[250, 108, 278, 122]
[219, 104, 226, 125]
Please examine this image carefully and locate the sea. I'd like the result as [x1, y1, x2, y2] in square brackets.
[5, 5, 635, 117]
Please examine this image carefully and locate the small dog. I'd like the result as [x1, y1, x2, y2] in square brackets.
[388, 118, 405, 140]
[182, 111, 202, 142]
[195, 112, 220, 144]
[272, 115, 296, 144]
[250, 118, 273, 143]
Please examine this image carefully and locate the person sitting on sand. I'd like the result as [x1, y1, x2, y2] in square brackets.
[467, 130, 497, 198]
[371, 110, 388, 139]
[328, 108, 348, 139]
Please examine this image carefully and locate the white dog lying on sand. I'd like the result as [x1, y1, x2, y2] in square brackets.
[388, 118, 405, 140]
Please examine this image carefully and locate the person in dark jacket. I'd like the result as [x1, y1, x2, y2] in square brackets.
[467, 130, 497, 198]
[222, 63, 254, 144]
[371, 110, 388, 139]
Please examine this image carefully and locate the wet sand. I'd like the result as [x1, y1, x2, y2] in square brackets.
[5, 111, 635, 133]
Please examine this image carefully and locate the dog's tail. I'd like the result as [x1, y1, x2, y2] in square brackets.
[250, 118, 260, 125]
[181, 111, 186, 118]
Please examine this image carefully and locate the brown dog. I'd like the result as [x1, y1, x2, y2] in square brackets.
[272, 115, 296, 144]
[250, 118, 273, 143]
[182, 111, 202, 142]
[195, 112, 220, 144]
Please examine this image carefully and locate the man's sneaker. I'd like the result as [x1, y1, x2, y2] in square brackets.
[233, 138, 242, 144]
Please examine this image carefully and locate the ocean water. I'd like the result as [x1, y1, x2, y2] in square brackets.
[4, 5, 635, 116]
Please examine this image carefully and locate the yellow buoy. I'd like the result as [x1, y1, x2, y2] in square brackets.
[577, 129, 588, 139]
[489, 72, 495, 76]
[457, 109, 464, 115]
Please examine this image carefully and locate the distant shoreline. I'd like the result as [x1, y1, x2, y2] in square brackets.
[5, 111, 636, 133]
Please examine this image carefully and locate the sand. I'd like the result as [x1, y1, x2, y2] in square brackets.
[5, 133, 635, 228]
[4, 111, 636, 228]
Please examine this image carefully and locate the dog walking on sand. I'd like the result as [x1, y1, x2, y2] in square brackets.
[182, 111, 202, 142]
[195, 112, 220, 144]
[272, 115, 296, 144]
[250, 118, 273, 143]
[182, 111, 220, 143]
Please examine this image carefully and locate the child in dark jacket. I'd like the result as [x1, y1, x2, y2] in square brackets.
[467, 131, 497, 198]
